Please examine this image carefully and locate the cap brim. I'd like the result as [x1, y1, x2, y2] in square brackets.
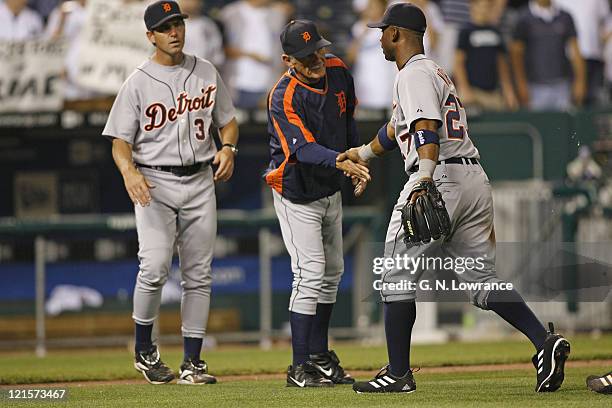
[291, 38, 332, 58]
[366, 21, 388, 29]
[150, 13, 189, 30]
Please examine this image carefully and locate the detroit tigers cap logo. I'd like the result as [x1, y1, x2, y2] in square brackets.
[302, 32, 311, 43]
[162, 2, 172, 12]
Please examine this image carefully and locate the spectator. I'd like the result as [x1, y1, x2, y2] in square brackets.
[557, 0, 610, 107]
[178, 0, 225, 67]
[346, 0, 396, 110]
[605, 15, 612, 102]
[220, 0, 290, 109]
[28, 0, 60, 22]
[438, 0, 506, 74]
[0, 0, 44, 40]
[510, 0, 586, 111]
[45, 0, 100, 102]
[454, 0, 517, 111]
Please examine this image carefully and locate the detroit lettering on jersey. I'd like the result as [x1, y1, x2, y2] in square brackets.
[144, 85, 217, 131]
[101, 54, 236, 167]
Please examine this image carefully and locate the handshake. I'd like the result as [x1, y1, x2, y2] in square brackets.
[336, 147, 370, 197]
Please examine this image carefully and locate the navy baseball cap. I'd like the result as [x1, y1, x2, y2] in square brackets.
[280, 20, 332, 58]
[144, 0, 188, 31]
[367, 3, 427, 34]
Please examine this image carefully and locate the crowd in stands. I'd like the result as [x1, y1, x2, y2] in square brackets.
[1, 0, 612, 113]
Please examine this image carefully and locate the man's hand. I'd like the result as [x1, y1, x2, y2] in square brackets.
[352, 176, 368, 197]
[409, 176, 433, 204]
[213, 147, 235, 182]
[401, 179, 451, 246]
[337, 147, 368, 166]
[123, 167, 155, 206]
[336, 156, 370, 183]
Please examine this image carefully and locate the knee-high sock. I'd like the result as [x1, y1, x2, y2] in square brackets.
[309, 303, 334, 354]
[291, 311, 314, 366]
[135, 323, 153, 353]
[488, 289, 547, 350]
[183, 337, 203, 361]
[384, 301, 416, 377]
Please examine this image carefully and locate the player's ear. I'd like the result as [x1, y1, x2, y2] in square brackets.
[146, 31, 156, 47]
[391, 27, 400, 43]
[281, 54, 293, 68]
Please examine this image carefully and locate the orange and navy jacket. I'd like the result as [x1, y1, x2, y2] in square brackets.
[264, 54, 359, 203]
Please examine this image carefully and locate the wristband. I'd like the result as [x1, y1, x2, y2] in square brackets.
[415, 158, 437, 179]
[357, 144, 377, 161]
[377, 123, 397, 151]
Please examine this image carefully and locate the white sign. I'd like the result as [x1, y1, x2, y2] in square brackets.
[76, 0, 152, 94]
[0, 40, 66, 112]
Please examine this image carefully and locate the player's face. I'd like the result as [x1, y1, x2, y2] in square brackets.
[290, 48, 327, 83]
[150, 18, 185, 55]
[380, 26, 396, 61]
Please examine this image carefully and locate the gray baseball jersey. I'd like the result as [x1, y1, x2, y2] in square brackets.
[381, 55, 504, 308]
[390, 54, 479, 174]
[103, 54, 236, 339]
[103, 54, 235, 166]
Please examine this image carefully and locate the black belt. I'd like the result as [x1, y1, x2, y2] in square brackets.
[409, 157, 479, 173]
[136, 160, 211, 177]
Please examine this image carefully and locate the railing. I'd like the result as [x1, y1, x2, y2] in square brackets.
[0, 208, 382, 356]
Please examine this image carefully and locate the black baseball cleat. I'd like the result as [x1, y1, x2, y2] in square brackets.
[178, 359, 217, 385]
[352, 365, 416, 394]
[134, 345, 175, 384]
[533, 322, 570, 392]
[586, 370, 612, 394]
[286, 361, 334, 388]
[310, 350, 355, 384]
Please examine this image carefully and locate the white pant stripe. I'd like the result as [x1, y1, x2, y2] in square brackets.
[537, 366, 543, 374]
[383, 376, 396, 384]
[601, 377, 610, 386]
[369, 381, 381, 388]
[377, 379, 389, 386]
[538, 358, 543, 368]
[537, 349, 544, 359]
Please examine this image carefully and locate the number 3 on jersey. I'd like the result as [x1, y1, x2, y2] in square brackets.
[194, 118, 205, 141]
[444, 94, 466, 140]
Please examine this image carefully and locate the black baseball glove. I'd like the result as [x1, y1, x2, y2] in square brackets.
[400, 180, 451, 246]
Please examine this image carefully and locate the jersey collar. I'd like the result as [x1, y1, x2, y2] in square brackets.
[400, 53, 427, 71]
[286, 69, 328, 95]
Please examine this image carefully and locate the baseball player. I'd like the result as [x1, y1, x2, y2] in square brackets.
[587, 370, 612, 394]
[265, 19, 370, 388]
[102, 0, 238, 385]
[341, 3, 570, 394]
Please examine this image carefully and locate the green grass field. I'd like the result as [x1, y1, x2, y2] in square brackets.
[1, 335, 610, 407]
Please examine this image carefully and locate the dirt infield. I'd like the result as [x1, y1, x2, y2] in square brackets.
[3, 359, 611, 388]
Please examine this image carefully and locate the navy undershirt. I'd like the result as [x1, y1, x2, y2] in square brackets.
[294, 76, 339, 169]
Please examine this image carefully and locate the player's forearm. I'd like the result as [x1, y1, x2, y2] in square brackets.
[417, 143, 439, 163]
[219, 118, 239, 146]
[369, 122, 395, 157]
[295, 143, 338, 168]
[111, 138, 137, 177]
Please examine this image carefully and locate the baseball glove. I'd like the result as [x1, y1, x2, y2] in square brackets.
[400, 180, 451, 246]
